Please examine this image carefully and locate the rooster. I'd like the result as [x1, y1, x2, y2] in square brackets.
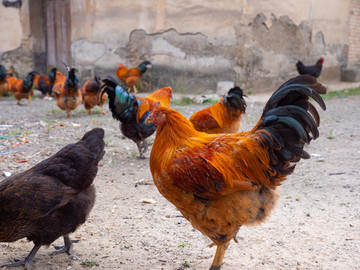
[0, 65, 8, 98]
[52, 63, 82, 118]
[189, 86, 246, 134]
[99, 76, 172, 159]
[33, 67, 58, 98]
[7, 71, 38, 106]
[296, 57, 324, 78]
[146, 75, 326, 270]
[0, 128, 105, 269]
[116, 60, 152, 94]
[81, 75, 107, 115]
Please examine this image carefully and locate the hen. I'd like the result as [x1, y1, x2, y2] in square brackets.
[189, 86, 246, 133]
[99, 76, 172, 159]
[33, 67, 58, 98]
[296, 57, 324, 78]
[116, 60, 152, 94]
[0, 128, 105, 269]
[146, 75, 326, 270]
[52, 64, 82, 118]
[0, 65, 8, 98]
[81, 75, 107, 115]
[7, 71, 38, 106]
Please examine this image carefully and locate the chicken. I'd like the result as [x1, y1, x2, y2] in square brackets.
[189, 86, 246, 134]
[136, 86, 173, 120]
[296, 57, 324, 78]
[116, 60, 152, 94]
[53, 70, 67, 86]
[52, 64, 82, 118]
[7, 71, 37, 106]
[33, 67, 58, 98]
[7, 65, 18, 79]
[146, 75, 326, 270]
[0, 128, 105, 269]
[0, 64, 8, 98]
[99, 76, 172, 159]
[81, 75, 107, 115]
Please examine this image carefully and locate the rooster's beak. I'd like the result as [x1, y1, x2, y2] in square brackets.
[145, 115, 153, 125]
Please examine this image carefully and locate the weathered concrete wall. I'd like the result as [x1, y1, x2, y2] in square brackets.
[0, 0, 355, 92]
[0, 1, 36, 76]
[68, 0, 352, 92]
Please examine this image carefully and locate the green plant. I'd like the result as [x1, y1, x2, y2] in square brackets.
[202, 98, 219, 105]
[180, 261, 191, 268]
[327, 129, 334, 139]
[81, 260, 99, 267]
[173, 96, 196, 106]
[321, 87, 360, 100]
[49, 108, 63, 115]
[178, 242, 190, 248]
[10, 130, 22, 135]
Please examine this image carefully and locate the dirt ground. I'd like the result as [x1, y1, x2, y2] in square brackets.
[0, 85, 359, 270]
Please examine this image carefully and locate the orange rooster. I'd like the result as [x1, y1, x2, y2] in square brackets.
[116, 60, 151, 94]
[7, 71, 37, 106]
[0, 65, 8, 98]
[136, 86, 173, 120]
[53, 70, 66, 86]
[52, 64, 81, 118]
[189, 86, 246, 133]
[146, 75, 326, 269]
[81, 75, 107, 115]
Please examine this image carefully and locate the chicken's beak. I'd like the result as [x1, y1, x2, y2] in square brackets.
[145, 114, 153, 125]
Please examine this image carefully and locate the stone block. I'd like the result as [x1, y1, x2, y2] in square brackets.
[340, 68, 360, 82]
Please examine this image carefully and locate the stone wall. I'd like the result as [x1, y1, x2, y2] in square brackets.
[0, 0, 358, 92]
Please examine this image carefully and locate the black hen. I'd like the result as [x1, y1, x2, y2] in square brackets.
[296, 57, 324, 78]
[35, 67, 58, 97]
[0, 128, 105, 269]
[99, 76, 157, 158]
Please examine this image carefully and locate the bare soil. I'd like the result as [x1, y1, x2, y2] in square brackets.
[0, 89, 359, 270]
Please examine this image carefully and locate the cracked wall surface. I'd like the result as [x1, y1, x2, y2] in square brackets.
[0, 0, 355, 92]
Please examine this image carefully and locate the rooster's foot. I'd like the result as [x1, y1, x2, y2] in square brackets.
[1, 245, 40, 269]
[50, 236, 78, 256]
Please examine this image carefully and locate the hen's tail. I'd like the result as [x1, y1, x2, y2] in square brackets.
[252, 75, 326, 186]
[296, 61, 305, 75]
[224, 86, 247, 113]
[99, 76, 139, 122]
[42, 128, 105, 190]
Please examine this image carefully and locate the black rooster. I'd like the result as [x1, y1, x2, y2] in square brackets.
[99, 76, 157, 158]
[296, 57, 324, 78]
[0, 128, 105, 269]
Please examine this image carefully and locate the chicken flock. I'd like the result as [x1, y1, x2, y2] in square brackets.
[0, 57, 327, 270]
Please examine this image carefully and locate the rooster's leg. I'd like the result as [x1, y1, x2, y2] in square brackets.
[28, 95, 32, 106]
[100, 105, 106, 115]
[87, 109, 91, 115]
[1, 244, 41, 269]
[209, 242, 230, 270]
[50, 235, 79, 256]
[66, 110, 71, 118]
[133, 85, 138, 94]
[136, 140, 148, 159]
